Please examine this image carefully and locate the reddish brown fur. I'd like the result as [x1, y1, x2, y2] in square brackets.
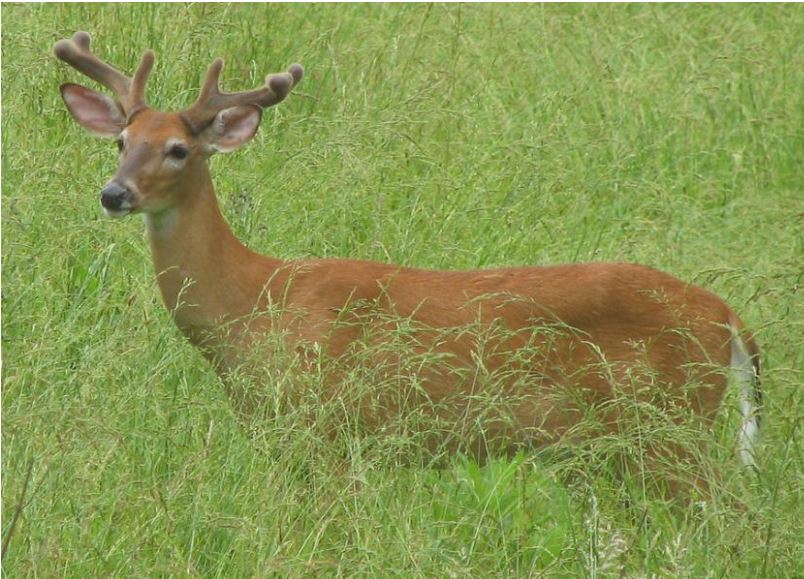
[56, 34, 758, 493]
[142, 150, 739, 448]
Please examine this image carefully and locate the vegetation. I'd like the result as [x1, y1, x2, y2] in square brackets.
[3, 4, 801, 576]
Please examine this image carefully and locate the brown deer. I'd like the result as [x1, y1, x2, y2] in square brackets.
[54, 32, 761, 492]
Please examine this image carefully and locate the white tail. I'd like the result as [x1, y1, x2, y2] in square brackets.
[731, 320, 762, 469]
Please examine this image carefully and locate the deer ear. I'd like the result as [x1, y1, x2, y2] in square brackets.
[60, 83, 126, 138]
[203, 105, 262, 153]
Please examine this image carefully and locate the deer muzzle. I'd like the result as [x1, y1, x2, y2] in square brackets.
[100, 181, 136, 217]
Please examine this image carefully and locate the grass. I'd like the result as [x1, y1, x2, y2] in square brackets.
[2, 3, 802, 576]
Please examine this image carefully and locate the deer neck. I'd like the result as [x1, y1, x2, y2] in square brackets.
[144, 164, 282, 345]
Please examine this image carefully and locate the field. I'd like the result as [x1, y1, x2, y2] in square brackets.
[2, 4, 802, 577]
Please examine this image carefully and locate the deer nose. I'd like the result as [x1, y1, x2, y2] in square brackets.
[100, 182, 131, 211]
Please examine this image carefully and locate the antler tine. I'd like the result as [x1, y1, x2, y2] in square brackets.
[130, 50, 155, 112]
[53, 31, 154, 116]
[198, 58, 225, 104]
[182, 59, 304, 132]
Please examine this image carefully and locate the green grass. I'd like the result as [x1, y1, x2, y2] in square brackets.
[3, 3, 802, 576]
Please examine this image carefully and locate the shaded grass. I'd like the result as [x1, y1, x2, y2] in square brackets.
[2, 3, 802, 576]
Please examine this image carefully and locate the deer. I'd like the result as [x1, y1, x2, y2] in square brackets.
[54, 32, 761, 496]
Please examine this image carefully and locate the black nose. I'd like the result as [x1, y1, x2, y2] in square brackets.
[100, 182, 130, 211]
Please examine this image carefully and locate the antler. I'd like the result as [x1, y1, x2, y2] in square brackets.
[53, 31, 154, 116]
[182, 59, 304, 132]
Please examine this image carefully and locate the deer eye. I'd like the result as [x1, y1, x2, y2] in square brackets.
[116, 137, 125, 152]
[167, 144, 189, 160]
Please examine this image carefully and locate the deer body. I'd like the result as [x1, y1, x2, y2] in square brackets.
[55, 33, 761, 475]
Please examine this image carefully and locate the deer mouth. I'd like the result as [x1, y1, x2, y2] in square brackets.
[101, 198, 138, 218]
[102, 206, 136, 218]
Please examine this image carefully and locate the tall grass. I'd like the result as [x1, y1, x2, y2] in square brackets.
[3, 4, 802, 576]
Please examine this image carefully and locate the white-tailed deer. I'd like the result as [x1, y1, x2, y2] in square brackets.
[55, 32, 761, 493]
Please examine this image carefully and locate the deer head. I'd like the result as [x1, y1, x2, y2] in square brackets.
[54, 31, 303, 217]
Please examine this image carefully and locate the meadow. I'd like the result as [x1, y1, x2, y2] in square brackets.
[2, 4, 802, 576]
